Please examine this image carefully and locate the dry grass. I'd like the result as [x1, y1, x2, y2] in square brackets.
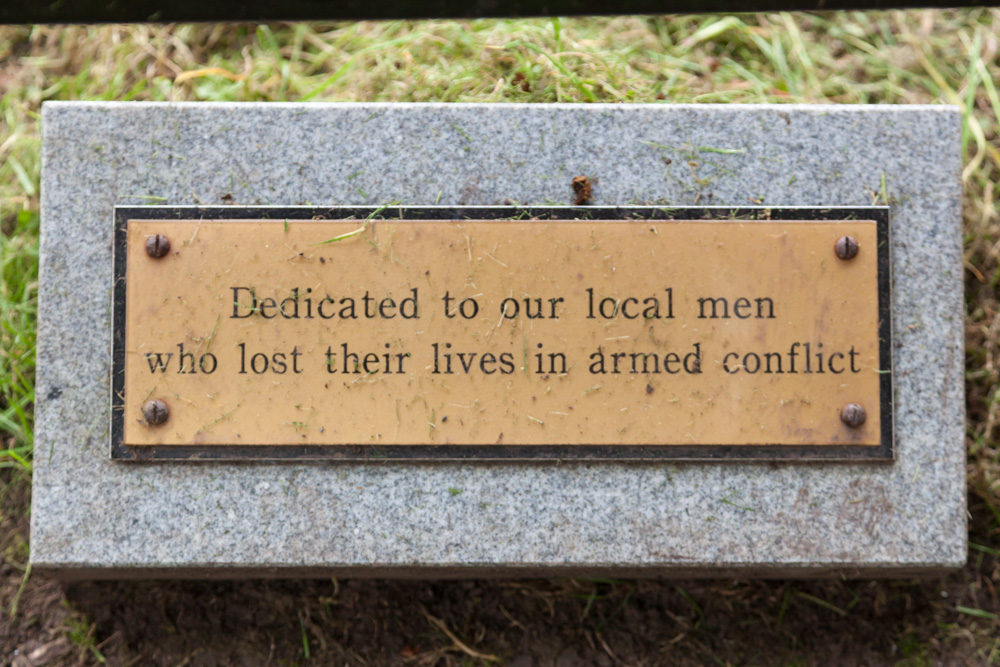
[1, 11, 999, 664]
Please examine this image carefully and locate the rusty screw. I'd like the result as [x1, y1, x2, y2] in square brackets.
[145, 234, 171, 259]
[840, 402, 866, 428]
[834, 235, 859, 260]
[142, 399, 169, 426]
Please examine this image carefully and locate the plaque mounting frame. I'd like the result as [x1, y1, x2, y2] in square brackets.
[111, 205, 893, 462]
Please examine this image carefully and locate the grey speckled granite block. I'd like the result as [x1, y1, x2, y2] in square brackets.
[32, 102, 965, 578]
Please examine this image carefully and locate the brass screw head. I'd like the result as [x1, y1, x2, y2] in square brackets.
[840, 402, 866, 428]
[142, 399, 169, 426]
[834, 235, 859, 260]
[145, 234, 171, 259]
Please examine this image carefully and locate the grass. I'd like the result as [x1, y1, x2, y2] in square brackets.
[0, 10, 999, 664]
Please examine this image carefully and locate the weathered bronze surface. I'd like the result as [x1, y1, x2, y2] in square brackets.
[120, 218, 883, 451]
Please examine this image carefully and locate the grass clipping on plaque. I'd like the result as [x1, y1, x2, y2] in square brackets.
[1, 11, 1000, 662]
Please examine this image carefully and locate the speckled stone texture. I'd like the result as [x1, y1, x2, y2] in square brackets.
[32, 103, 965, 578]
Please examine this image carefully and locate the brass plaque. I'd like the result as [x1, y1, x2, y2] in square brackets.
[112, 207, 892, 460]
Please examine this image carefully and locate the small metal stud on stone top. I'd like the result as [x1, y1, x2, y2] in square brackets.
[834, 235, 859, 260]
[142, 399, 169, 426]
[840, 402, 866, 428]
[145, 234, 171, 259]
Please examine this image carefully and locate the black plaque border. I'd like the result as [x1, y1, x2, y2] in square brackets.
[111, 205, 893, 462]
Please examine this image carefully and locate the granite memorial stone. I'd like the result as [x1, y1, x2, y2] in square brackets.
[31, 102, 965, 577]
